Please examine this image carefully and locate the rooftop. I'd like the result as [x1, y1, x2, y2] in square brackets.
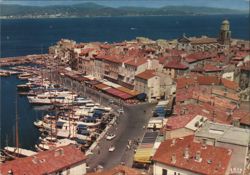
[87, 165, 148, 175]
[0, 144, 86, 175]
[195, 121, 250, 146]
[135, 70, 157, 80]
[152, 135, 232, 175]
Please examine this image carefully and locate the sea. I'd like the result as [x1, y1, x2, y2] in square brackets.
[0, 15, 249, 150]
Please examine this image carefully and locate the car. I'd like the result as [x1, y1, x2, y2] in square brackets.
[117, 109, 124, 113]
[109, 99, 114, 104]
[106, 134, 116, 140]
[109, 146, 115, 152]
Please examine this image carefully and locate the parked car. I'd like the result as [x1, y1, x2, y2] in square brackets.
[109, 145, 115, 152]
[117, 108, 124, 113]
[106, 133, 116, 140]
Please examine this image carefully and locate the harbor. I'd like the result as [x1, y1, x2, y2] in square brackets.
[0, 62, 121, 161]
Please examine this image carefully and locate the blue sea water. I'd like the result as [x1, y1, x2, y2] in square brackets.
[0, 15, 249, 149]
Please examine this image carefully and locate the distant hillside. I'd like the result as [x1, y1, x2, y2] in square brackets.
[0, 3, 246, 18]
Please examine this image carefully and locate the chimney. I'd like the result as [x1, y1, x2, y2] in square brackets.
[195, 151, 202, 162]
[232, 118, 240, 127]
[114, 170, 126, 175]
[171, 139, 176, 146]
[7, 170, 14, 175]
[32, 156, 39, 164]
[171, 154, 176, 164]
[54, 148, 64, 157]
[201, 139, 207, 149]
[183, 147, 189, 159]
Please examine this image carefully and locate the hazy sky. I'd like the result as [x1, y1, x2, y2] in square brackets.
[1, 0, 249, 10]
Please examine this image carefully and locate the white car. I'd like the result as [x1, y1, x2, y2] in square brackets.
[109, 146, 115, 152]
[117, 109, 124, 113]
[106, 134, 116, 140]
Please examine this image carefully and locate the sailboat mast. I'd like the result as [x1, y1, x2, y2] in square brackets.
[15, 94, 19, 156]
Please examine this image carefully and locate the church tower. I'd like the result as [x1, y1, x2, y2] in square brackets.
[219, 20, 231, 45]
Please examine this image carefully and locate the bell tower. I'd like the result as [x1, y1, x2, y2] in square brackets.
[219, 19, 231, 45]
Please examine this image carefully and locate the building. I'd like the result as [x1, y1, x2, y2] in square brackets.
[195, 121, 250, 174]
[164, 114, 207, 139]
[152, 135, 232, 175]
[0, 144, 87, 175]
[134, 70, 161, 102]
[86, 165, 148, 175]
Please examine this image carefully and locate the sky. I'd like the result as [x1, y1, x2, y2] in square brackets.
[0, 0, 249, 10]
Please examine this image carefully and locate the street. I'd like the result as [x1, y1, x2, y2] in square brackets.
[47, 71, 156, 171]
[86, 103, 155, 171]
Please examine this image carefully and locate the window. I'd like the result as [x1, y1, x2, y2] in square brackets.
[162, 169, 168, 175]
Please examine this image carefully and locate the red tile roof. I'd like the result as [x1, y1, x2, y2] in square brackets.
[135, 70, 156, 80]
[87, 165, 147, 175]
[124, 57, 148, 67]
[176, 77, 196, 89]
[197, 76, 220, 85]
[164, 59, 189, 70]
[173, 104, 231, 125]
[221, 78, 239, 90]
[203, 64, 222, 72]
[0, 144, 86, 175]
[185, 52, 210, 63]
[165, 114, 196, 130]
[232, 110, 250, 126]
[152, 135, 232, 175]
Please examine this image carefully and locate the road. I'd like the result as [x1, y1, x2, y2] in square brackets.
[86, 103, 155, 171]
[47, 71, 156, 171]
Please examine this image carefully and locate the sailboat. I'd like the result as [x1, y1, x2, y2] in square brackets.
[3, 94, 37, 158]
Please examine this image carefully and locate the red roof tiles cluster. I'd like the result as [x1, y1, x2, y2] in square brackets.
[164, 59, 189, 70]
[203, 64, 222, 72]
[176, 76, 196, 89]
[173, 104, 231, 125]
[221, 78, 240, 90]
[184, 52, 211, 63]
[152, 135, 232, 175]
[165, 114, 196, 130]
[0, 144, 86, 175]
[124, 57, 148, 67]
[232, 110, 250, 126]
[197, 75, 220, 85]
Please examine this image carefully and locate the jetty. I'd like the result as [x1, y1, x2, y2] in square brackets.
[0, 54, 49, 67]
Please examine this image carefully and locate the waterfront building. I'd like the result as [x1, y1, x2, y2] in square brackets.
[0, 144, 87, 175]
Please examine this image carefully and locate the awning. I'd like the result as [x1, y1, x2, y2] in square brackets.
[104, 87, 132, 100]
[116, 86, 139, 96]
[95, 83, 110, 90]
[134, 148, 153, 163]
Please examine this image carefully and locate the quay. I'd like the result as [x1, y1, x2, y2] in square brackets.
[0, 54, 49, 67]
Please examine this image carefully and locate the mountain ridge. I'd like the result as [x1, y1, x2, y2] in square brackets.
[0, 3, 247, 19]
